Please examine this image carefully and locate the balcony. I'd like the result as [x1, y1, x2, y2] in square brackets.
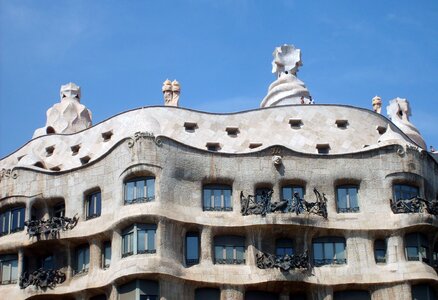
[19, 268, 66, 290]
[24, 215, 78, 238]
[390, 197, 438, 215]
[256, 251, 309, 271]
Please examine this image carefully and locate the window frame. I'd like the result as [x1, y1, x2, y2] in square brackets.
[202, 184, 233, 211]
[275, 238, 294, 257]
[185, 232, 200, 266]
[102, 241, 111, 269]
[312, 236, 347, 266]
[122, 224, 157, 258]
[0, 206, 25, 236]
[74, 244, 90, 275]
[86, 190, 102, 220]
[214, 235, 245, 265]
[124, 177, 156, 205]
[393, 184, 419, 201]
[374, 239, 387, 264]
[336, 185, 360, 213]
[0, 254, 18, 285]
[405, 233, 430, 264]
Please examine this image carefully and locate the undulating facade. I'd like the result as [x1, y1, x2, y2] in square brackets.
[0, 45, 437, 300]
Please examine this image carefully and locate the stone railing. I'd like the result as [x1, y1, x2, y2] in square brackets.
[240, 188, 328, 218]
[256, 251, 309, 272]
[19, 268, 66, 290]
[390, 197, 438, 215]
[24, 215, 78, 238]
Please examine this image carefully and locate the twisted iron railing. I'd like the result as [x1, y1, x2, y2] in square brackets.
[240, 188, 328, 218]
[19, 268, 66, 290]
[256, 251, 309, 271]
[24, 215, 78, 238]
[390, 197, 438, 215]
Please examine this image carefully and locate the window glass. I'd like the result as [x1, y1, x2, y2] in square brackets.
[75, 245, 90, 274]
[214, 236, 245, 264]
[0, 255, 18, 284]
[195, 288, 220, 300]
[336, 186, 359, 213]
[276, 239, 294, 256]
[312, 237, 346, 266]
[42, 255, 54, 270]
[394, 184, 419, 201]
[103, 242, 111, 268]
[0, 207, 25, 236]
[245, 291, 279, 300]
[87, 191, 101, 219]
[333, 290, 371, 300]
[411, 284, 437, 300]
[374, 239, 387, 263]
[255, 188, 271, 203]
[124, 177, 155, 204]
[203, 185, 232, 211]
[405, 233, 430, 264]
[122, 224, 156, 257]
[186, 233, 199, 265]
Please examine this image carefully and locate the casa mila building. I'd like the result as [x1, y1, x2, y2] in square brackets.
[0, 45, 437, 300]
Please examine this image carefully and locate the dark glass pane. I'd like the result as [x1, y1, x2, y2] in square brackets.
[186, 235, 199, 260]
[195, 288, 220, 300]
[147, 229, 155, 251]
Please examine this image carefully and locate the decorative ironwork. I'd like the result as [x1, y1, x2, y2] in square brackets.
[19, 268, 66, 290]
[313, 258, 347, 267]
[124, 196, 155, 205]
[256, 251, 309, 272]
[215, 258, 245, 265]
[337, 207, 360, 213]
[203, 206, 233, 212]
[240, 188, 328, 218]
[24, 215, 79, 238]
[390, 197, 438, 215]
[127, 131, 162, 148]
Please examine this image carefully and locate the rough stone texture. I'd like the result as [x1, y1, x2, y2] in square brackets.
[0, 116, 437, 299]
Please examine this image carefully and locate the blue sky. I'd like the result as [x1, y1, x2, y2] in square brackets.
[1, 0, 437, 157]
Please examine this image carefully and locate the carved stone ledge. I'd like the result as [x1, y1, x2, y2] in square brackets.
[256, 251, 309, 272]
[240, 188, 328, 218]
[24, 215, 78, 238]
[390, 197, 438, 215]
[19, 268, 66, 290]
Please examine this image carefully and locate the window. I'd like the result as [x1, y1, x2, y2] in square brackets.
[276, 239, 294, 257]
[405, 233, 430, 264]
[245, 291, 279, 300]
[124, 177, 155, 204]
[0, 254, 18, 284]
[74, 244, 90, 274]
[333, 290, 371, 300]
[53, 202, 65, 218]
[214, 235, 245, 264]
[255, 188, 272, 203]
[86, 191, 101, 220]
[394, 184, 419, 201]
[312, 237, 346, 266]
[282, 185, 305, 212]
[41, 255, 54, 270]
[336, 186, 359, 213]
[203, 185, 232, 211]
[433, 242, 438, 269]
[122, 224, 156, 258]
[186, 232, 199, 266]
[374, 239, 387, 263]
[289, 293, 307, 300]
[195, 288, 220, 300]
[411, 284, 437, 300]
[118, 280, 159, 300]
[0, 206, 25, 236]
[103, 241, 111, 269]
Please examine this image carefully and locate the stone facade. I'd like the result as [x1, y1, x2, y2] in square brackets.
[0, 102, 437, 299]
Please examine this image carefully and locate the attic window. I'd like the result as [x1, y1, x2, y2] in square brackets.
[80, 156, 91, 165]
[225, 127, 239, 136]
[335, 119, 348, 129]
[50, 166, 61, 172]
[45, 146, 55, 157]
[34, 162, 45, 169]
[249, 143, 263, 149]
[289, 118, 303, 128]
[316, 144, 330, 154]
[376, 125, 387, 135]
[46, 126, 56, 134]
[101, 131, 113, 142]
[184, 122, 198, 132]
[206, 142, 220, 152]
[71, 145, 80, 156]
[17, 155, 24, 162]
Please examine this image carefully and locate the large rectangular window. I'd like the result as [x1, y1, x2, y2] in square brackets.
[0, 207, 25, 236]
[312, 237, 346, 266]
[276, 238, 294, 257]
[122, 224, 157, 258]
[405, 233, 430, 264]
[214, 235, 245, 264]
[75, 244, 90, 275]
[336, 186, 359, 213]
[0, 254, 18, 284]
[124, 177, 155, 204]
[86, 191, 101, 220]
[185, 232, 199, 266]
[103, 241, 111, 269]
[203, 185, 232, 211]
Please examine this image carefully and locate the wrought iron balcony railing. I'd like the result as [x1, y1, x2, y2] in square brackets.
[240, 188, 328, 218]
[390, 197, 438, 215]
[19, 268, 66, 290]
[124, 196, 155, 205]
[256, 251, 309, 272]
[215, 258, 245, 265]
[24, 215, 78, 238]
